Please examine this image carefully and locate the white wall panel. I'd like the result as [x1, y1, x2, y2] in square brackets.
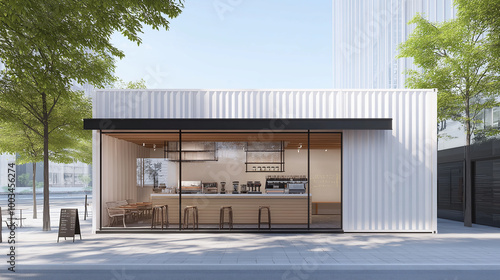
[92, 133, 149, 231]
[92, 89, 437, 232]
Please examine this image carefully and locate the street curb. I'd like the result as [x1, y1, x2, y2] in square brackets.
[16, 264, 500, 271]
[0, 192, 91, 195]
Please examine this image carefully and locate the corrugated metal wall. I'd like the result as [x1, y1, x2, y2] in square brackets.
[93, 89, 437, 232]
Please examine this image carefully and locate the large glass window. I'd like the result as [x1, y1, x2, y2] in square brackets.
[178, 131, 309, 230]
[102, 130, 342, 231]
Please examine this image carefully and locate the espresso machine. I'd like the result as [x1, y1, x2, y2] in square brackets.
[202, 182, 218, 194]
[232, 181, 239, 194]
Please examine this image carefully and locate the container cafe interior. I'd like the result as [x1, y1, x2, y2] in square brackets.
[85, 118, 382, 232]
[100, 130, 341, 231]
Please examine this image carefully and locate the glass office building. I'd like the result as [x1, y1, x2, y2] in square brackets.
[333, 0, 456, 89]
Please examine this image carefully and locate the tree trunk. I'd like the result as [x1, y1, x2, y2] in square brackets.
[43, 122, 50, 230]
[42, 91, 51, 231]
[464, 110, 472, 227]
[33, 163, 37, 219]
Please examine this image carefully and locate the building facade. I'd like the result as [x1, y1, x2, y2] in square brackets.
[333, 0, 456, 89]
[86, 89, 437, 233]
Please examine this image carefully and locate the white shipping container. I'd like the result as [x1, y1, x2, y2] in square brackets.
[90, 89, 437, 233]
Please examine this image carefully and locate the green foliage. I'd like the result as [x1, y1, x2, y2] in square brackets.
[0, 0, 183, 231]
[79, 174, 92, 187]
[398, 7, 500, 144]
[18, 173, 32, 188]
[112, 78, 147, 89]
[0, 83, 93, 164]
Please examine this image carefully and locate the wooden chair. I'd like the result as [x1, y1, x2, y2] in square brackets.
[107, 207, 127, 227]
[151, 205, 169, 230]
[183, 206, 199, 229]
[219, 206, 233, 229]
[258, 206, 271, 229]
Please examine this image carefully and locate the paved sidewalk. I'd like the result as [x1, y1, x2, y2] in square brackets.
[1, 217, 500, 272]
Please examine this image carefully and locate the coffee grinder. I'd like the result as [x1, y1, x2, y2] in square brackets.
[232, 181, 239, 194]
[254, 181, 262, 194]
[220, 182, 226, 194]
[241, 184, 248, 193]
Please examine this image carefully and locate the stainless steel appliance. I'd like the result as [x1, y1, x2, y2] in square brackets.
[180, 181, 202, 194]
[202, 182, 218, 194]
[240, 184, 248, 193]
[220, 182, 226, 194]
[248, 181, 262, 194]
[254, 181, 262, 193]
[288, 183, 306, 194]
[265, 175, 307, 194]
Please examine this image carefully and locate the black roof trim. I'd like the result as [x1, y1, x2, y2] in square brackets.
[84, 118, 392, 131]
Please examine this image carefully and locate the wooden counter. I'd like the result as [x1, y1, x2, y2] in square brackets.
[150, 194, 310, 224]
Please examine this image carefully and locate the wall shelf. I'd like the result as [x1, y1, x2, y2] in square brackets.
[245, 141, 285, 172]
[165, 142, 218, 162]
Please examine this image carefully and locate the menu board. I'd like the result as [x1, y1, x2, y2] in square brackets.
[57, 209, 81, 242]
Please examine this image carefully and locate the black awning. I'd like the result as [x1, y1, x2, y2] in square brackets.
[83, 118, 392, 131]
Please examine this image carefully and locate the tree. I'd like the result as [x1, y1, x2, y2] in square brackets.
[113, 78, 147, 89]
[398, 6, 500, 226]
[0, 0, 183, 231]
[0, 120, 43, 218]
[0, 85, 92, 219]
[456, 0, 500, 39]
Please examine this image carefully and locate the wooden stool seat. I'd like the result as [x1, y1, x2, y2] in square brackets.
[258, 206, 271, 229]
[151, 205, 169, 230]
[219, 206, 233, 229]
[183, 206, 199, 229]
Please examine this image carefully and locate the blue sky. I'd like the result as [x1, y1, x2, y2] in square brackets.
[111, 0, 332, 89]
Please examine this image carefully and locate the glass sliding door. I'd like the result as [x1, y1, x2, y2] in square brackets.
[101, 131, 180, 230]
[178, 131, 309, 230]
[309, 132, 342, 229]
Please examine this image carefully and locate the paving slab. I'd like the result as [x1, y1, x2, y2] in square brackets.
[1, 197, 500, 273]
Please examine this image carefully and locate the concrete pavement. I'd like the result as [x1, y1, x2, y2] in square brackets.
[0, 196, 500, 279]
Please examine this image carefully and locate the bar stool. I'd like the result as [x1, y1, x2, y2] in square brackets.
[258, 206, 271, 229]
[151, 205, 169, 230]
[183, 206, 199, 229]
[219, 206, 233, 229]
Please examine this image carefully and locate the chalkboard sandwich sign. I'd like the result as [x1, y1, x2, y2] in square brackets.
[57, 209, 82, 243]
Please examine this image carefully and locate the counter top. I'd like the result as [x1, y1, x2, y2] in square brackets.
[151, 193, 310, 198]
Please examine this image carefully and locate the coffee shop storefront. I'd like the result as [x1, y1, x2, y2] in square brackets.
[84, 89, 437, 233]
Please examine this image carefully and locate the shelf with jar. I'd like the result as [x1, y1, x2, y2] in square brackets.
[245, 141, 285, 172]
[165, 141, 218, 162]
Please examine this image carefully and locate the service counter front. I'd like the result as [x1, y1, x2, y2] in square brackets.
[151, 193, 310, 225]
